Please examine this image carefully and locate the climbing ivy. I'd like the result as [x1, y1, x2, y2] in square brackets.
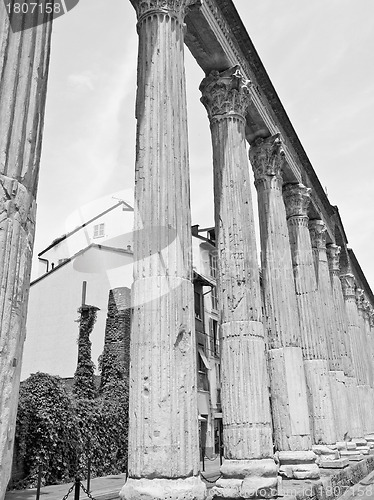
[73, 306, 98, 400]
[11, 373, 80, 488]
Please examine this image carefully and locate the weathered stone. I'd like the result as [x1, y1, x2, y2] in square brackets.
[312, 445, 339, 461]
[279, 463, 320, 480]
[120, 477, 206, 500]
[319, 459, 349, 469]
[220, 459, 278, 479]
[283, 184, 336, 447]
[200, 66, 277, 497]
[277, 451, 317, 465]
[249, 136, 313, 458]
[309, 221, 354, 442]
[0, 5, 53, 497]
[122, 2, 205, 497]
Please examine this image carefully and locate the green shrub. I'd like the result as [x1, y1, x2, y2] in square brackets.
[13, 373, 80, 488]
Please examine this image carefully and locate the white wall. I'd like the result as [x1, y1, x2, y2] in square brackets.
[22, 246, 133, 380]
[37, 204, 134, 276]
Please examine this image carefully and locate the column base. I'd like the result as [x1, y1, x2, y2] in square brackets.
[312, 444, 340, 465]
[209, 459, 278, 499]
[364, 434, 374, 448]
[277, 451, 320, 480]
[120, 476, 207, 500]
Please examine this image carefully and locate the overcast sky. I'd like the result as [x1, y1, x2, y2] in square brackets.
[33, 0, 374, 288]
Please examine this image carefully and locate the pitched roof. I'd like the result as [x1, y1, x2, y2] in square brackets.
[38, 200, 133, 257]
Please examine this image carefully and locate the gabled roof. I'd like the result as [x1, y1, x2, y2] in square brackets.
[33, 243, 133, 286]
[38, 200, 133, 257]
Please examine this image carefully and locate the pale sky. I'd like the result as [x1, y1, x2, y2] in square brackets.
[33, 0, 374, 288]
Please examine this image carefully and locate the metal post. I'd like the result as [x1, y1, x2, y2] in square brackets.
[35, 464, 42, 500]
[87, 438, 91, 494]
[74, 477, 80, 500]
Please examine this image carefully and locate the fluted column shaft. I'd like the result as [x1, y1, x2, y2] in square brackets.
[340, 274, 365, 438]
[356, 291, 374, 435]
[283, 185, 335, 445]
[326, 246, 352, 377]
[0, 8, 52, 498]
[121, 3, 205, 498]
[249, 136, 313, 455]
[201, 67, 274, 463]
[309, 225, 349, 441]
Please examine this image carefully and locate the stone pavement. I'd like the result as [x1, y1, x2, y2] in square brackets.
[338, 469, 374, 500]
[7, 457, 374, 500]
[5, 458, 221, 500]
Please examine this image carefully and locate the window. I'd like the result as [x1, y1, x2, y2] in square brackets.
[209, 252, 218, 279]
[93, 223, 105, 239]
[209, 318, 219, 356]
[211, 286, 218, 311]
[194, 291, 202, 320]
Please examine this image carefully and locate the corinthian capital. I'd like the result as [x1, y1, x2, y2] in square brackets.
[326, 244, 341, 274]
[340, 273, 356, 300]
[131, 0, 194, 21]
[283, 183, 311, 219]
[200, 66, 251, 121]
[363, 300, 371, 319]
[308, 220, 327, 249]
[249, 134, 286, 188]
[370, 311, 374, 328]
[356, 288, 365, 311]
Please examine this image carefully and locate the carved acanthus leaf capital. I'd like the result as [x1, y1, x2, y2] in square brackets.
[308, 220, 327, 249]
[356, 288, 365, 311]
[340, 273, 356, 299]
[200, 66, 252, 121]
[326, 244, 341, 273]
[249, 134, 286, 188]
[131, 0, 195, 21]
[370, 311, 374, 328]
[283, 183, 311, 219]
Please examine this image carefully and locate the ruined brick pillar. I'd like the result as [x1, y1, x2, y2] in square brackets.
[120, 1, 206, 498]
[100, 287, 131, 391]
[283, 185, 336, 452]
[309, 225, 351, 445]
[0, 8, 52, 497]
[249, 136, 318, 480]
[200, 67, 278, 498]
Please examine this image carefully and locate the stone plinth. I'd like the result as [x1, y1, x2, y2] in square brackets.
[0, 7, 53, 498]
[249, 136, 317, 479]
[120, 2, 205, 498]
[283, 183, 336, 447]
[200, 67, 277, 498]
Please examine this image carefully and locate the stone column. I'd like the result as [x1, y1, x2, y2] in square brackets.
[309, 224, 349, 443]
[325, 245, 369, 456]
[249, 136, 318, 480]
[0, 8, 53, 498]
[120, 2, 205, 498]
[200, 67, 278, 499]
[368, 310, 374, 444]
[363, 301, 374, 435]
[283, 185, 336, 454]
[356, 291, 373, 437]
[340, 273, 365, 441]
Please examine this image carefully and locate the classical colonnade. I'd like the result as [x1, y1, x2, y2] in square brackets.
[120, 1, 374, 499]
[1, 1, 374, 500]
